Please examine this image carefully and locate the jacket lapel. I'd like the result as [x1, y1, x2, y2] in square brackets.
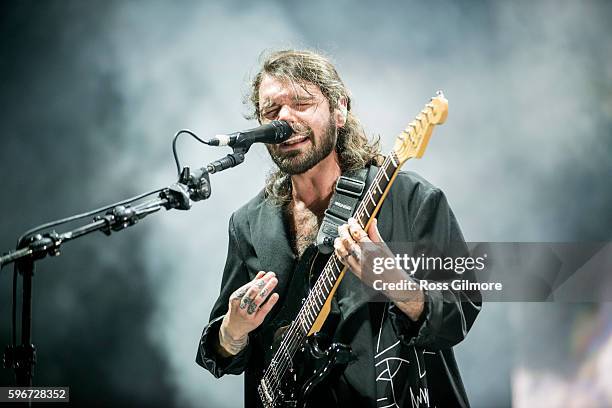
[248, 197, 297, 298]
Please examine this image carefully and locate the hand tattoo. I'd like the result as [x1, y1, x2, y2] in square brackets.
[233, 288, 247, 301]
[240, 296, 251, 310]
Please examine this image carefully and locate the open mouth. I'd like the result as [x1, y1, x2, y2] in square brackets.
[280, 135, 309, 148]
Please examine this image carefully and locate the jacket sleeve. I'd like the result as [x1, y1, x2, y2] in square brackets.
[196, 214, 253, 377]
[388, 188, 482, 350]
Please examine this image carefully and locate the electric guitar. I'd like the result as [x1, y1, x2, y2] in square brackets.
[257, 91, 449, 408]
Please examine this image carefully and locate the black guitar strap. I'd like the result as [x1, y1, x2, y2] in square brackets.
[316, 167, 370, 254]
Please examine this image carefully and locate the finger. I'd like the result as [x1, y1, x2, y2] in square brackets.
[250, 271, 276, 289]
[258, 271, 276, 288]
[238, 292, 252, 311]
[230, 279, 257, 304]
[348, 218, 370, 243]
[338, 224, 354, 248]
[231, 287, 248, 304]
[242, 272, 276, 314]
[338, 239, 361, 273]
[349, 243, 362, 263]
[256, 292, 279, 319]
[253, 277, 278, 307]
[255, 271, 266, 279]
[345, 250, 361, 272]
[334, 238, 350, 265]
[367, 218, 383, 243]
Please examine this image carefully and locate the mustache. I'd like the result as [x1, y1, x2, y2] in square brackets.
[289, 122, 312, 136]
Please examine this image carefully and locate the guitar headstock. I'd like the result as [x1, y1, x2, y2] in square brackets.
[393, 91, 448, 164]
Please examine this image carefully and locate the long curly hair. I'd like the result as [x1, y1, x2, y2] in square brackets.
[247, 49, 383, 206]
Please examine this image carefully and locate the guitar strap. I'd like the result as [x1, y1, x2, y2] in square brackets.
[316, 167, 370, 254]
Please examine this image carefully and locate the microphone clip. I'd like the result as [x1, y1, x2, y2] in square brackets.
[179, 166, 212, 202]
[164, 144, 248, 211]
[164, 165, 212, 211]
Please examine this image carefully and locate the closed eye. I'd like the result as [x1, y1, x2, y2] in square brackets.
[262, 108, 279, 120]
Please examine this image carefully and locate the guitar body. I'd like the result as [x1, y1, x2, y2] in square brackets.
[257, 249, 355, 408]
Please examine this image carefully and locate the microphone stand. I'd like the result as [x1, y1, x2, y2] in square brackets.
[0, 145, 249, 389]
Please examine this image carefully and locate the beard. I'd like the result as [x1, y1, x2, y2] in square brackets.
[266, 117, 337, 175]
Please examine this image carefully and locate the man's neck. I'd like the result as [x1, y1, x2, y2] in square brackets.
[290, 152, 341, 212]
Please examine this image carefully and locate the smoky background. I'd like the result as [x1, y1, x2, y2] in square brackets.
[0, 0, 610, 406]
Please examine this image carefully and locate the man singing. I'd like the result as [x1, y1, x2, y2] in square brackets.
[196, 49, 480, 407]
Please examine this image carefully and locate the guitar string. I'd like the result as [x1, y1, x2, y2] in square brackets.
[261, 154, 398, 401]
[262, 154, 397, 398]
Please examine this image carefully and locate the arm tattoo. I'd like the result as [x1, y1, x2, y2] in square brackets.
[392, 279, 425, 321]
[219, 325, 249, 356]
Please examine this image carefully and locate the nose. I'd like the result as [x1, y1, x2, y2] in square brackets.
[277, 105, 295, 123]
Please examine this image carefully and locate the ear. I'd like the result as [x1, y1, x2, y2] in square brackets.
[334, 97, 348, 128]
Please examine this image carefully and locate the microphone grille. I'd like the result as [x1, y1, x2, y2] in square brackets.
[272, 120, 293, 142]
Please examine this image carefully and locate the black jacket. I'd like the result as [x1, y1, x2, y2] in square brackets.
[196, 170, 481, 407]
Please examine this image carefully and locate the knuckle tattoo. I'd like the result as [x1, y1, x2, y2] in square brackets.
[240, 296, 251, 309]
[247, 302, 257, 314]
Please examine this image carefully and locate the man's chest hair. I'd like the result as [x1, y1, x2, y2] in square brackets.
[287, 200, 321, 258]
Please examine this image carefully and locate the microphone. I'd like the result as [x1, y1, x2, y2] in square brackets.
[210, 120, 293, 148]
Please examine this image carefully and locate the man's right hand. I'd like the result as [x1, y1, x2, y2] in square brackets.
[218, 271, 279, 356]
